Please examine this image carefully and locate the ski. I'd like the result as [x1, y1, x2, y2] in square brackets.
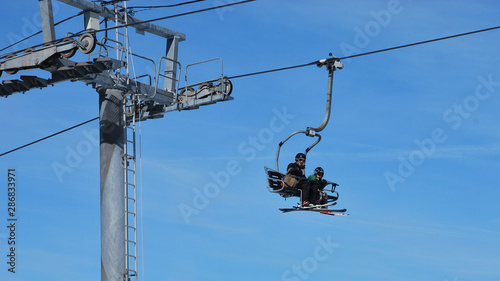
[301, 202, 337, 209]
[279, 207, 347, 214]
[278, 200, 347, 216]
[319, 210, 349, 216]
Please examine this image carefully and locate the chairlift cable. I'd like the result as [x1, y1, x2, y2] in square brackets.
[0, 1, 253, 54]
[128, 0, 207, 10]
[228, 25, 500, 80]
[83, 0, 257, 35]
[340, 24, 500, 60]
[3, 25, 499, 156]
[0, 117, 98, 157]
[228, 62, 316, 80]
[0, 11, 85, 53]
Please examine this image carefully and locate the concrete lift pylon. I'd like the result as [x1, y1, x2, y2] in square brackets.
[1, 1, 234, 281]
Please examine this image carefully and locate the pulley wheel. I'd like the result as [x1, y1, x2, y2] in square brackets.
[4, 54, 18, 75]
[24, 47, 35, 54]
[216, 79, 232, 96]
[60, 37, 77, 58]
[197, 82, 213, 99]
[178, 87, 195, 102]
[78, 33, 96, 54]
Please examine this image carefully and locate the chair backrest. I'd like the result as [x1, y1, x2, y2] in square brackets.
[265, 167, 301, 198]
[266, 169, 284, 191]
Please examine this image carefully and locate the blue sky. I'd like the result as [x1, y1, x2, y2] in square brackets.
[1, 0, 500, 280]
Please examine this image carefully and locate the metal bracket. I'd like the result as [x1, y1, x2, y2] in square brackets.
[306, 127, 316, 137]
[316, 53, 344, 71]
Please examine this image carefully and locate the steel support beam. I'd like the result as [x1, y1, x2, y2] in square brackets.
[164, 36, 180, 92]
[98, 87, 125, 281]
[39, 0, 56, 43]
[85, 11, 100, 31]
[56, 0, 186, 40]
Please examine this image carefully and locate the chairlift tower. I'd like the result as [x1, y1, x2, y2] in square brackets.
[0, 1, 233, 280]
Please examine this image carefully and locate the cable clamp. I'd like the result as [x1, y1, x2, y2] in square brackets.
[306, 127, 316, 137]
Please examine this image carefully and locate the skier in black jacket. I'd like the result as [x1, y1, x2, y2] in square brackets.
[286, 153, 313, 207]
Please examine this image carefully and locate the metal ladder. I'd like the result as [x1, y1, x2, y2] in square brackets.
[116, 2, 137, 280]
[123, 94, 138, 281]
[113, 2, 130, 75]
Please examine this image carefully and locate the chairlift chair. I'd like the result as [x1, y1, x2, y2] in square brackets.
[264, 54, 348, 216]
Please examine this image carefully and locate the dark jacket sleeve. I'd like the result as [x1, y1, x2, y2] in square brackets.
[318, 179, 328, 190]
[287, 163, 304, 178]
[308, 175, 328, 190]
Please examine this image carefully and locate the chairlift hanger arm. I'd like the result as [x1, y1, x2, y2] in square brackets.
[273, 54, 342, 172]
[309, 54, 343, 133]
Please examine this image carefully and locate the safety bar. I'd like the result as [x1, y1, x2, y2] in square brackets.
[154, 56, 181, 100]
[128, 52, 156, 86]
[181, 57, 225, 107]
[275, 130, 321, 172]
[133, 74, 152, 86]
[184, 57, 223, 88]
[94, 37, 125, 60]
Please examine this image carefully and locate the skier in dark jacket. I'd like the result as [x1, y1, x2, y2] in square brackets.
[286, 153, 313, 207]
[308, 167, 328, 206]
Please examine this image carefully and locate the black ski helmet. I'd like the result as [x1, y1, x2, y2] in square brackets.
[314, 167, 324, 176]
[295, 153, 306, 161]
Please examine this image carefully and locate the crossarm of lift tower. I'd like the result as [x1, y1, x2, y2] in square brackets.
[0, 0, 246, 119]
[57, 0, 186, 40]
